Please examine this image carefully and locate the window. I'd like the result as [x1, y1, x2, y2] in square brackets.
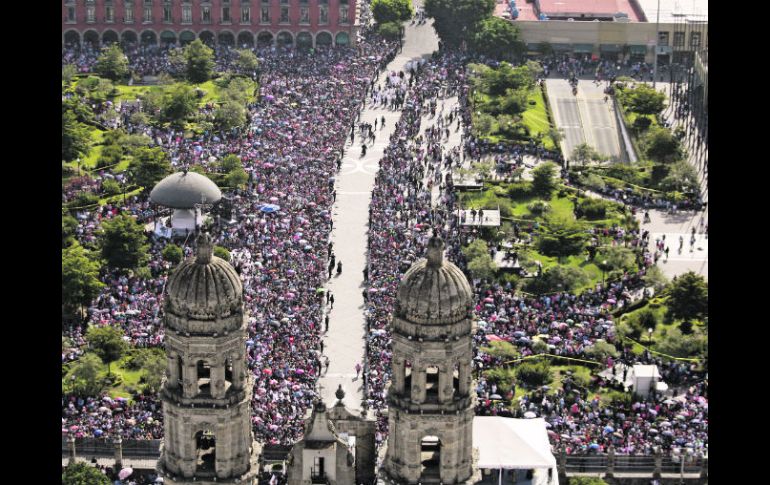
[673, 31, 685, 48]
[222, 6, 231, 23]
[690, 32, 701, 50]
[339, 6, 349, 24]
[202, 6, 211, 23]
[182, 5, 192, 23]
[339, 0, 347, 4]
[144, 0, 153, 5]
[241, 7, 250, 23]
[106, 6, 115, 22]
[280, 6, 289, 23]
[125, 5, 135, 23]
[144, 6, 153, 22]
[86, 6, 95, 23]
[261, 6, 270, 23]
[280, 0, 289, 4]
[319, 0, 328, 4]
[300, 7, 309, 24]
[163, 6, 172, 22]
[319, 6, 328, 24]
[86, 0, 95, 4]
[658, 32, 669, 46]
[67, 7, 76, 22]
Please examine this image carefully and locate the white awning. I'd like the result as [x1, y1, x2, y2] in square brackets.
[473, 417, 557, 470]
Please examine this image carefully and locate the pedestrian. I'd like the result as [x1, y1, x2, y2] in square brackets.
[337, 261, 342, 275]
[355, 362, 362, 378]
[329, 293, 335, 309]
[325, 314, 329, 332]
[320, 340, 324, 353]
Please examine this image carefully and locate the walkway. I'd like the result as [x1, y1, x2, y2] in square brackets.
[318, 0, 438, 410]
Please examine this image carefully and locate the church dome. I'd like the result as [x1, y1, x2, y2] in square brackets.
[165, 233, 242, 321]
[150, 171, 222, 209]
[395, 236, 473, 325]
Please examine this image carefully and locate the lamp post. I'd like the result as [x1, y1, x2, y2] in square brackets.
[647, 327, 654, 347]
[601, 260, 608, 285]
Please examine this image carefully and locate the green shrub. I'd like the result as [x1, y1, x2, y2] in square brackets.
[524, 266, 590, 295]
[507, 181, 532, 199]
[378, 21, 402, 40]
[162, 243, 184, 264]
[214, 245, 231, 261]
[578, 198, 610, 219]
[527, 200, 551, 215]
[67, 192, 99, 209]
[632, 116, 652, 132]
[515, 360, 552, 387]
[101, 178, 122, 196]
[584, 173, 606, 191]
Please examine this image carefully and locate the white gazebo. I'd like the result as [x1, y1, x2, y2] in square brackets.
[150, 171, 221, 237]
[631, 364, 663, 397]
[473, 417, 559, 485]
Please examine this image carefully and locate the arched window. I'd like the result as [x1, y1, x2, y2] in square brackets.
[296, 32, 312, 49]
[315, 32, 332, 47]
[277, 31, 293, 47]
[238, 31, 254, 48]
[195, 430, 216, 474]
[425, 365, 439, 402]
[197, 360, 211, 395]
[64, 30, 81, 47]
[140, 30, 157, 46]
[420, 436, 441, 480]
[199, 30, 215, 46]
[179, 30, 196, 46]
[335, 32, 349, 46]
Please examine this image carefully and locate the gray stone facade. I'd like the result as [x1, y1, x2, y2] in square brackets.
[157, 233, 259, 484]
[383, 236, 477, 484]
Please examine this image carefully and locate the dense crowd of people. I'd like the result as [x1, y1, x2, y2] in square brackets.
[62, 22, 706, 465]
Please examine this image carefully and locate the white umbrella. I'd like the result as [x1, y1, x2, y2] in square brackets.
[523, 411, 537, 419]
[119, 467, 134, 480]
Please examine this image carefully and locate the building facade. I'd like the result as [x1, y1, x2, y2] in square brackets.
[382, 236, 477, 484]
[157, 233, 260, 484]
[62, 0, 358, 48]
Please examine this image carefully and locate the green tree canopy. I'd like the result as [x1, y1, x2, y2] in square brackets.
[62, 462, 111, 485]
[183, 39, 215, 83]
[655, 327, 706, 358]
[659, 161, 698, 192]
[64, 353, 106, 397]
[62, 63, 78, 84]
[524, 265, 590, 294]
[224, 167, 249, 189]
[470, 17, 524, 60]
[378, 21, 403, 40]
[214, 245, 231, 261]
[219, 154, 242, 173]
[666, 271, 708, 322]
[214, 101, 247, 131]
[468, 253, 497, 280]
[537, 216, 589, 261]
[162, 84, 199, 126]
[644, 126, 683, 164]
[75, 76, 116, 104]
[162, 243, 184, 264]
[571, 143, 606, 166]
[624, 84, 666, 115]
[129, 146, 171, 192]
[372, 0, 413, 23]
[62, 215, 79, 248]
[62, 97, 96, 124]
[596, 246, 636, 272]
[86, 325, 128, 375]
[462, 239, 489, 262]
[98, 213, 150, 270]
[94, 44, 130, 81]
[62, 243, 105, 321]
[480, 340, 520, 360]
[585, 340, 619, 360]
[425, 0, 495, 48]
[531, 161, 560, 198]
[234, 48, 259, 74]
[515, 360, 552, 387]
[641, 265, 669, 291]
[62, 110, 92, 162]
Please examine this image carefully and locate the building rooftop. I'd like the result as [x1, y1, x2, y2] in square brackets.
[636, 0, 708, 23]
[495, 0, 644, 22]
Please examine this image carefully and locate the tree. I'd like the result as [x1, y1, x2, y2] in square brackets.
[224, 167, 249, 189]
[62, 215, 79, 247]
[515, 360, 552, 387]
[94, 44, 130, 81]
[86, 325, 128, 375]
[480, 340, 520, 360]
[162, 84, 198, 126]
[162, 243, 184, 264]
[62, 243, 105, 321]
[470, 17, 524, 60]
[585, 340, 619, 360]
[660, 161, 698, 192]
[138, 349, 167, 393]
[219, 154, 242, 173]
[462, 239, 489, 262]
[468, 253, 497, 280]
[642, 265, 669, 292]
[214, 245, 231, 261]
[597, 246, 636, 272]
[183, 39, 215, 83]
[667, 271, 708, 322]
[129, 146, 171, 191]
[537, 216, 589, 261]
[95, 143, 123, 169]
[98, 213, 150, 270]
[644, 126, 683, 164]
[214, 101, 247, 131]
[625, 84, 666, 115]
[525, 265, 589, 294]
[372, 0, 413, 23]
[424, 0, 495, 48]
[571, 143, 605, 166]
[64, 353, 106, 397]
[531, 161, 560, 198]
[76, 76, 116, 104]
[378, 21, 403, 40]
[62, 110, 91, 162]
[62, 462, 111, 485]
[234, 48, 259, 74]
[62, 64, 77, 84]
[62, 97, 95, 124]
[655, 327, 706, 358]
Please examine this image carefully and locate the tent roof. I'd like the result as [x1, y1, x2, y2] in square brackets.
[632, 364, 660, 378]
[473, 417, 557, 469]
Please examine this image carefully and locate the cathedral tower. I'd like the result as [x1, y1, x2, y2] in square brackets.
[383, 235, 476, 484]
[157, 233, 259, 484]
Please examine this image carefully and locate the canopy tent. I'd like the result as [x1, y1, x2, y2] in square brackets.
[474, 417, 557, 470]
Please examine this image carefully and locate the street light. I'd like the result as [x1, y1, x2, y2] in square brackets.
[601, 260, 608, 285]
[647, 327, 654, 346]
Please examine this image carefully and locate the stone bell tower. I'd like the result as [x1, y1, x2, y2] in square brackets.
[157, 233, 259, 484]
[383, 235, 476, 484]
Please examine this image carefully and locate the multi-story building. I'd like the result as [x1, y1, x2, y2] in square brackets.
[62, 0, 359, 49]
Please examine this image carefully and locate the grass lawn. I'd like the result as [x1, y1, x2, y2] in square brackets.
[62, 352, 144, 402]
[522, 88, 556, 150]
[114, 79, 250, 106]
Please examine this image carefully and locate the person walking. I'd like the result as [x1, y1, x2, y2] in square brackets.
[325, 314, 329, 332]
[329, 293, 335, 309]
[336, 261, 342, 275]
[355, 362, 362, 379]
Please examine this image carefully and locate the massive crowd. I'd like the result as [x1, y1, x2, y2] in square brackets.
[63, 32, 706, 462]
[63, 36, 399, 445]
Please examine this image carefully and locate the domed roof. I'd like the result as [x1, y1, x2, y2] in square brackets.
[165, 233, 242, 320]
[395, 236, 473, 325]
[150, 171, 222, 209]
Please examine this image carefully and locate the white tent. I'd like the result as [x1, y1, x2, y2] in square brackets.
[473, 417, 558, 484]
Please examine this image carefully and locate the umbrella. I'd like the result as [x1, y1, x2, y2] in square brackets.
[603, 426, 614, 434]
[589, 443, 600, 450]
[524, 411, 537, 418]
[260, 204, 280, 213]
[119, 468, 134, 480]
[490, 394, 502, 400]
[485, 335, 503, 342]
[316, 288, 327, 294]
[263, 368, 273, 375]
